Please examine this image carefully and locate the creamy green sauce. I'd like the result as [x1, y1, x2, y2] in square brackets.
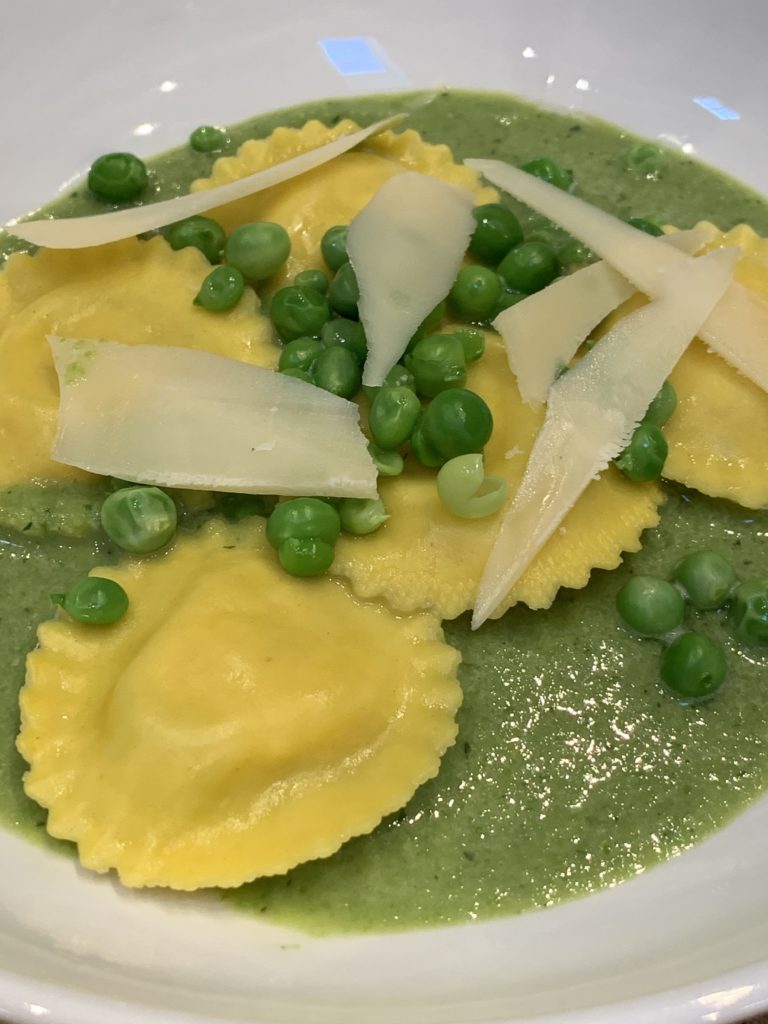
[2, 90, 768, 933]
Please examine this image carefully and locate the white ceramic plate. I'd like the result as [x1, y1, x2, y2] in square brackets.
[2, 2, 768, 1022]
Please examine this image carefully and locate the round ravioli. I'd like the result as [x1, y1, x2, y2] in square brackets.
[191, 120, 497, 289]
[333, 335, 662, 619]
[18, 520, 461, 890]
[0, 237, 276, 487]
[598, 224, 768, 508]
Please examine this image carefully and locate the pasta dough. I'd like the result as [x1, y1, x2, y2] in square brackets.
[0, 238, 275, 486]
[191, 120, 497, 290]
[334, 335, 662, 618]
[598, 224, 768, 508]
[18, 520, 461, 889]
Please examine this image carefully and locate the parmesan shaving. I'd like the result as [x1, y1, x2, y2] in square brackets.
[467, 159, 768, 393]
[472, 248, 737, 628]
[10, 118, 401, 250]
[664, 223, 722, 253]
[49, 337, 377, 498]
[497, 262, 634, 405]
[496, 224, 718, 405]
[348, 172, 475, 387]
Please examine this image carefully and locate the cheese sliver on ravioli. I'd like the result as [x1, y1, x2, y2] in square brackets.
[333, 335, 662, 619]
[347, 172, 476, 386]
[18, 520, 462, 890]
[467, 158, 768, 395]
[497, 224, 718, 405]
[50, 337, 377, 498]
[0, 236, 275, 488]
[190, 122, 497, 292]
[473, 247, 737, 628]
[8, 117, 402, 249]
[593, 224, 768, 509]
[665, 223, 768, 508]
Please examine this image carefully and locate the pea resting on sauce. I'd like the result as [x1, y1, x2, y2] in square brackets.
[3, 89, 768, 935]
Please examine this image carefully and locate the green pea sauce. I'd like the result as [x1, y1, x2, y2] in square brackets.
[2, 90, 767, 933]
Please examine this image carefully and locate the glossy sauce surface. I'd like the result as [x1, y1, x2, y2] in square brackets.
[1, 90, 767, 933]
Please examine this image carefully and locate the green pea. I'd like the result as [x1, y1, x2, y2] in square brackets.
[280, 367, 314, 383]
[368, 443, 404, 477]
[468, 203, 523, 264]
[673, 551, 737, 611]
[312, 345, 362, 399]
[60, 576, 129, 626]
[643, 381, 677, 427]
[327, 261, 360, 318]
[320, 318, 367, 364]
[225, 222, 291, 281]
[732, 579, 768, 646]
[405, 333, 467, 398]
[626, 142, 666, 179]
[167, 215, 226, 263]
[628, 217, 664, 237]
[616, 575, 685, 636]
[449, 265, 502, 321]
[497, 241, 560, 294]
[556, 237, 594, 267]
[616, 423, 668, 481]
[189, 125, 227, 153]
[453, 327, 485, 362]
[409, 300, 448, 348]
[216, 493, 276, 522]
[338, 497, 388, 536]
[437, 453, 507, 519]
[521, 156, 574, 191]
[363, 362, 417, 402]
[385, 363, 416, 390]
[278, 537, 335, 577]
[100, 486, 177, 554]
[294, 268, 329, 294]
[369, 386, 422, 450]
[88, 152, 148, 202]
[493, 281, 527, 318]
[321, 225, 349, 272]
[660, 633, 727, 701]
[278, 336, 324, 373]
[409, 417, 444, 468]
[194, 265, 245, 311]
[270, 286, 330, 341]
[420, 388, 494, 463]
[266, 497, 340, 549]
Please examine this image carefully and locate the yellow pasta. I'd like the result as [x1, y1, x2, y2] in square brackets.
[192, 120, 497, 289]
[599, 224, 768, 508]
[334, 335, 662, 618]
[0, 237, 275, 487]
[18, 520, 461, 890]
[665, 224, 768, 508]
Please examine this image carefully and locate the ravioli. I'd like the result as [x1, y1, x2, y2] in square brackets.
[598, 224, 768, 508]
[333, 335, 662, 619]
[0, 237, 275, 487]
[17, 519, 461, 890]
[664, 224, 768, 508]
[190, 124, 661, 618]
[191, 120, 497, 289]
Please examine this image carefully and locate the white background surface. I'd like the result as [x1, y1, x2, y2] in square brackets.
[1, 2, 768, 1023]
